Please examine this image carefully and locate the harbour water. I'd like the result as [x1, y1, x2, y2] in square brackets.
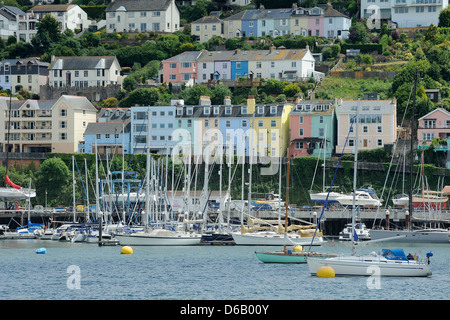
[0, 239, 448, 301]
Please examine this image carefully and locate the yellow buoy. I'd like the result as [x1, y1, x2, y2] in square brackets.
[317, 265, 335, 278]
[293, 245, 303, 251]
[120, 246, 133, 255]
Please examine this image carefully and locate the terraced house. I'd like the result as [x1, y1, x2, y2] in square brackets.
[161, 47, 320, 84]
[289, 99, 337, 159]
[199, 3, 350, 40]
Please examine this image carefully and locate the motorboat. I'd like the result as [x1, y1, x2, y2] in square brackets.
[369, 227, 450, 243]
[392, 193, 409, 207]
[336, 188, 382, 207]
[339, 223, 371, 241]
[307, 249, 432, 277]
[309, 190, 345, 204]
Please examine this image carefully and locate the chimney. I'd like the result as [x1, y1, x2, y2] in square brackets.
[247, 96, 256, 114]
[51, 54, 55, 62]
[269, 45, 276, 53]
[292, 3, 298, 10]
[259, 4, 264, 10]
[224, 96, 231, 105]
[295, 97, 302, 104]
[199, 96, 211, 106]
[171, 99, 184, 106]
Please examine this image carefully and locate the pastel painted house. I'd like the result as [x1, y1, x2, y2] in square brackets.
[417, 108, 450, 147]
[289, 99, 337, 159]
[160, 51, 201, 84]
[335, 99, 397, 155]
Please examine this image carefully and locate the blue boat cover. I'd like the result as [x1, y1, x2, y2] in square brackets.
[381, 249, 408, 261]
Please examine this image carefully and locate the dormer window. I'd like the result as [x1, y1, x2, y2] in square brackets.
[187, 107, 193, 115]
[225, 106, 232, 115]
[177, 108, 183, 115]
[214, 106, 219, 115]
[257, 106, 264, 114]
[241, 106, 247, 114]
[204, 107, 210, 115]
[270, 106, 277, 114]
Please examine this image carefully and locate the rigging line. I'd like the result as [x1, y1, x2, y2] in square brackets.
[308, 110, 356, 253]
[73, 158, 92, 221]
[373, 82, 414, 227]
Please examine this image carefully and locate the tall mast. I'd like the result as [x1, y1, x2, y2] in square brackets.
[408, 72, 418, 231]
[351, 98, 360, 256]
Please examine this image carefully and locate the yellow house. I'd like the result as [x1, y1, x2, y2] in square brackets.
[247, 97, 293, 159]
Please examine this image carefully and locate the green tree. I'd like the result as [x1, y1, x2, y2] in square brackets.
[36, 158, 70, 206]
[211, 84, 232, 105]
[180, 84, 213, 105]
[32, 14, 62, 54]
[128, 88, 161, 106]
[348, 21, 369, 44]
[283, 83, 301, 97]
[438, 8, 450, 27]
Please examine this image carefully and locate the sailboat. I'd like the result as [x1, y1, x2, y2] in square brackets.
[309, 126, 346, 205]
[370, 74, 450, 243]
[231, 124, 324, 246]
[255, 145, 337, 263]
[115, 113, 201, 246]
[307, 97, 433, 277]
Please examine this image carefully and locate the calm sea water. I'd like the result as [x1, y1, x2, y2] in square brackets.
[0, 239, 449, 301]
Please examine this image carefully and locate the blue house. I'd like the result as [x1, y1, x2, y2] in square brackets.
[231, 60, 248, 79]
[81, 108, 131, 154]
[130, 104, 178, 155]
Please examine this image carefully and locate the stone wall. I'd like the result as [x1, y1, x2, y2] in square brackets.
[39, 84, 123, 101]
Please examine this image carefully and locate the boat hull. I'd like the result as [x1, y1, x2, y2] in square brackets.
[307, 256, 432, 277]
[369, 229, 450, 243]
[255, 251, 308, 263]
[231, 232, 323, 246]
[255, 251, 337, 264]
[309, 192, 342, 204]
[115, 233, 202, 246]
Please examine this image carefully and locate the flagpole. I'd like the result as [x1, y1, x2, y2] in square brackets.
[4, 90, 12, 185]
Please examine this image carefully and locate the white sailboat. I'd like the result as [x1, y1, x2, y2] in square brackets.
[232, 130, 324, 246]
[370, 75, 450, 243]
[335, 188, 382, 207]
[307, 97, 433, 277]
[115, 111, 201, 246]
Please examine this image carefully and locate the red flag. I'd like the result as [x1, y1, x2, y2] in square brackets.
[5, 174, 21, 189]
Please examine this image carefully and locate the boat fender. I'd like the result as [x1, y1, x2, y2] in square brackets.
[287, 250, 292, 255]
[426, 252, 433, 264]
[35, 248, 47, 254]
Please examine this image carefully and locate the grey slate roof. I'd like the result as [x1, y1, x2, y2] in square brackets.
[1, 5, 26, 16]
[48, 56, 118, 70]
[163, 51, 203, 62]
[191, 16, 223, 24]
[85, 122, 131, 135]
[177, 104, 286, 118]
[105, 0, 172, 12]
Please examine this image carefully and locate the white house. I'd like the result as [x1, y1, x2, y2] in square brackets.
[361, 0, 449, 28]
[27, 4, 90, 32]
[105, 0, 180, 33]
[323, 2, 351, 39]
[48, 56, 123, 88]
[0, 6, 23, 41]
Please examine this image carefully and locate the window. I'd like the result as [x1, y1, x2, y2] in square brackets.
[84, 71, 88, 77]
[242, 120, 247, 127]
[169, 74, 176, 80]
[152, 11, 160, 16]
[195, 25, 200, 31]
[60, 109, 67, 116]
[271, 120, 276, 127]
[377, 126, 382, 133]
[377, 139, 383, 147]
[241, 106, 247, 114]
[140, 12, 147, 17]
[299, 128, 304, 136]
[182, 74, 191, 81]
[60, 121, 66, 129]
[299, 116, 303, 124]
[349, 139, 354, 147]
[60, 133, 67, 140]
[295, 142, 303, 149]
[226, 120, 231, 127]
[256, 62, 262, 68]
[257, 106, 264, 114]
[187, 120, 192, 127]
[169, 63, 176, 69]
[105, 134, 110, 139]
[318, 128, 324, 137]
[319, 116, 323, 123]
[270, 106, 276, 114]
[181, 62, 192, 68]
[225, 106, 232, 115]
[223, 63, 227, 69]
[258, 120, 263, 127]
[422, 133, 435, 141]
[363, 126, 368, 133]
[204, 107, 210, 115]
[236, 62, 241, 69]
[205, 120, 209, 127]
[291, 62, 296, 67]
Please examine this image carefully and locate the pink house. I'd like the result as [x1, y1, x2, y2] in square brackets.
[161, 51, 202, 83]
[417, 108, 450, 147]
[289, 100, 336, 159]
[307, 15, 324, 37]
